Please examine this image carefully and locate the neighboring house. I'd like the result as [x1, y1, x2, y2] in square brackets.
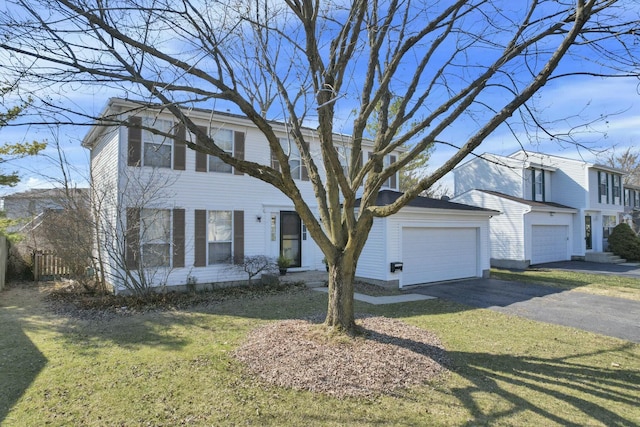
[82, 98, 494, 292]
[622, 183, 640, 233]
[453, 150, 626, 268]
[2, 188, 88, 221]
[2, 188, 89, 237]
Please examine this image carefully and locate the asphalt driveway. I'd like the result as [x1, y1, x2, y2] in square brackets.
[411, 277, 640, 343]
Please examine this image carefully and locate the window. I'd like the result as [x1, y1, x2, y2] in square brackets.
[209, 128, 233, 173]
[381, 155, 397, 189]
[280, 138, 303, 179]
[598, 171, 609, 204]
[140, 209, 171, 267]
[532, 169, 545, 201]
[142, 118, 173, 168]
[612, 175, 621, 204]
[603, 215, 617, 238]
[208, 210, 232, 264]
[625, 189, 631, 206]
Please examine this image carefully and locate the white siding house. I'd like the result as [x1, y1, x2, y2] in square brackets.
[83, 98, 493, 292]
[453, 150, 626, 268]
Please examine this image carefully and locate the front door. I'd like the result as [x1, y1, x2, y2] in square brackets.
[280, 211, 301, 267]
[585, 215, 592, 250]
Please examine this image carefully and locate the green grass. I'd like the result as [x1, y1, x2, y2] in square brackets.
[1, 282, 639, 426]
[491, 268, 640, 300]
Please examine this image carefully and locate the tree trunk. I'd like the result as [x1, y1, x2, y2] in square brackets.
[324, 257, 357, 333]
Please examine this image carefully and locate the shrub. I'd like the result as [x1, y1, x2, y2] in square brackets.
[607, 223, 640, 261]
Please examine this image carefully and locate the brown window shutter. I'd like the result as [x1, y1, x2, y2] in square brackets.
[357, 151, 363, 171]
[173, 124, 186, 171]
[125, 208, 141, 268]
[194, 210, 207, 267]
[195, 126, 208, 172]
[233, 210, 244, 264]
[389, 155, 397, 189]
[127, 116, 142, 167]
[234, 131, 245, 175]
[173, 208, 185, 268]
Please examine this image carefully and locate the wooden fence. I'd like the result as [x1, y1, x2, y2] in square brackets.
[32, 250, 70, 281]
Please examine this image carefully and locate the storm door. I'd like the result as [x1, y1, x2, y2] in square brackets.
[280, 211, 302, 267]
[585, 215, 592, 250]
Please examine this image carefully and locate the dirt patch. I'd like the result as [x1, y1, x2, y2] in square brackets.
[234, 315, 449, 398]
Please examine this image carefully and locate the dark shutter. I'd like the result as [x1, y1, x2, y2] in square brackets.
[125, 208, 141, 268]
[389, 155, 397, 189]
[194, 210, 207, 267]
[127, 116, 142, 167]
[173, 208, 185, 268]
[173, 124, 186, 171]
[532, 169, 536, 200]
[233, 210, 244, 264]
[195, 126, 208, 172]
[234, 131, 245, 175]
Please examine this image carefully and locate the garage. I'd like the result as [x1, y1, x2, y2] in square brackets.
[531, 225, 569, 264]
[401, 227, 478, 286]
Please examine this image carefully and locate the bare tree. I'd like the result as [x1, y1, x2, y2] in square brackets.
[1, 0, 639, 331]
[91, 166, 180, 295]
[607, 147, 640, 186]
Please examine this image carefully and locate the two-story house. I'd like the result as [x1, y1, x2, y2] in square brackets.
[82, 98, 495, 292]
[452, 150, 626, 268]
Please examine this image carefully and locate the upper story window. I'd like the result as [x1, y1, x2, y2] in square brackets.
[207, 129, 233, 173]
[531, 169, 545, 202]
[127, 116, 186, 170]
[142, 118, 173, 168]
[381, 154, 398, 189]
[281, 138, 302, 179]
[271, 138, 308, 181]
[367, 152, 398, 190]
[194, 127, 244, 175]
[625, 188, 631, 206]
[612, 175, 621, 204]
[598, 171, 609, 204]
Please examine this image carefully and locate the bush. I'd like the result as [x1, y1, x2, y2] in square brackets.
[608, 223, 640, 261]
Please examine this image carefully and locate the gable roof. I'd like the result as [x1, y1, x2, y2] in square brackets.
[357, 190, 499, 213]
[477, 190, 577, 211]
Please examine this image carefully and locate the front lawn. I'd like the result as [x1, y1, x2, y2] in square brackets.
[491, 268, 640, 300]
[1, 281, 638, 426]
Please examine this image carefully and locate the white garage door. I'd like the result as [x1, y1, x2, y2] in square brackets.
[531, 225, 569, 264]
[401, 227, 478, 287]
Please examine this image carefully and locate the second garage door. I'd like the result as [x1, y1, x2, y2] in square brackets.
[531, 225, 569, 264]
[401, 227, 478, 287]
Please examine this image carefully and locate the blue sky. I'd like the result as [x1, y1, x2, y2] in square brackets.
[2, 72, 638, 198]
[1, 1, 639, 197]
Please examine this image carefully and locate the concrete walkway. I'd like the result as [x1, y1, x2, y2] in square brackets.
[281, 270, 435, 304]
[311, 287, 435, 305]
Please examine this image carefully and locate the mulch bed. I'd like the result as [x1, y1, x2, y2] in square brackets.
[234, 315, 449, 398]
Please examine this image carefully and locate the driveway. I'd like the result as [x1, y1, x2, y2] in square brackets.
[532, 260, 640, 279]
[410, 278, 640, 343]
